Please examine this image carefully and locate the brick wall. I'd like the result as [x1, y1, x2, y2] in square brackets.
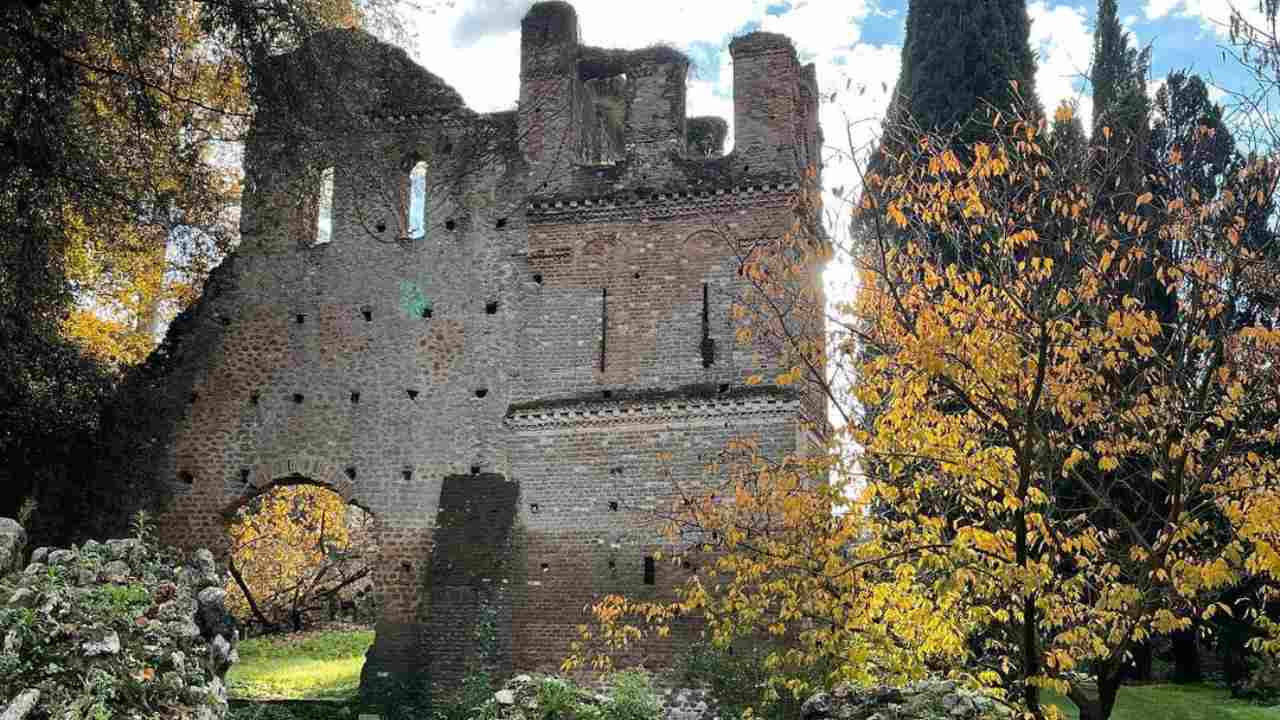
[145, 0, 823, 690]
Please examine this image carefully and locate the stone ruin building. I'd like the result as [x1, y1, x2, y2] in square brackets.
[147, 0, 824, 689]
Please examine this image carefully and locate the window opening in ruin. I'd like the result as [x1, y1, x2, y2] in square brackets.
[530, 503, 540, 514]
[608, 559, 617, 570]
[495, 218, 508, 229]
[240, 469, 251, 484]
[532, 273, 543, 285]
[350, 392, 360, 404]
[292, 393, 304, 404]
[408, 161, 428, 239]
[190, 392, 199, 404]
[608, 501, 619, 512]
[719, 383, 730, 394]
[643, 556, 655, 585]
[362, 308, 373, 322]
[178, 471, 194, 485]
[407, 389, 419, 400]
[402, 468, 413, 481]
[422, 305, 433, 319]
[470, 465, 481, 475]
[296, 313, 305, 324]
[475, 388, 488, 398]
[444, 219, 456, 231]
[485, 301, 499, 314]
[345, 467, 357, 480]
[315, 166, 334, 245]
[226, 482, 378, 640]
[602, 390, 613, 399]
[541, 562, 549, 572]
[250, 392, 260, 406]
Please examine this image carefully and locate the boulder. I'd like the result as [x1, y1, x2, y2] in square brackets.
[0, 520, 27, 575]
[81, 630, 121, 657]
[0, 689, 39, 720]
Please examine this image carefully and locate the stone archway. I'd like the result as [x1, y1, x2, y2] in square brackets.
[220, 462, 380, 672]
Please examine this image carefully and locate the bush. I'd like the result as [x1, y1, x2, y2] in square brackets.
[681, 644, 813, 720]
[1232, 653, 1280, 703]
[426, 672, 496, 720]
[601, 670, 661, 720]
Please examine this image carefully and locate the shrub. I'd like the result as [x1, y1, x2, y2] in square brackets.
[601, 670, 661, 720]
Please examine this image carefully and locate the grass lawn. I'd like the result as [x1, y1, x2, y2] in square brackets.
[227, 627, 374, 701]
[1044, 683, 1280, 719]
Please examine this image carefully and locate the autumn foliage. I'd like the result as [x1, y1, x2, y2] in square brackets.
[226, 485, 376, 633]
[575, 103, 1280, 720]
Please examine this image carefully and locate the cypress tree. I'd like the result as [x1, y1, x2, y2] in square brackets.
[1090, 0, 1151, 196]
[886, 0, 1041, 145]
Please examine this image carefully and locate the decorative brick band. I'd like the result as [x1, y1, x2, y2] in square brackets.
[505, 394, 800, 433]
[526, 182, 801, 224]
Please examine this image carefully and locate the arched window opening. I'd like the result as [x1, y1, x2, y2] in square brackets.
[407, 160, 428, 239]
[315, 166, 335, 245]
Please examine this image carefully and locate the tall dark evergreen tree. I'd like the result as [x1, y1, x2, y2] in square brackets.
[891, 0, 1041, 140]
[1090, 0, 1151, 198]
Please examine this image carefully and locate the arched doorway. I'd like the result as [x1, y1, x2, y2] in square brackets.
[222, 474, 379, 700]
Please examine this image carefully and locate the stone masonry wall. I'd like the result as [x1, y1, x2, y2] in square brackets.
[146, 0, 823, 690]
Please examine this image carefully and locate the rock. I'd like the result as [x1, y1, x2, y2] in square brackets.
[169, 619, 202, 640]
[101, 560, 131, 583]
[802, 692, 833, 719]
[209, 634, 237, 674]
[4, 629, 21, 655]
[105, 538, 143, 561]
[196, 587, 235, 640]
[46, 549, 76, 566]
[6, 589, 35, 609]
[495, 690, 516, 705]
[192, 548, 216, 575]
[0, 519, 26, 576]
[81, 539, 103, 556]
[82, 630, 121, 657]
[0, 689, 40, 720]
[804, 680, 996, 720]
[75, 566, 96, 586]
[28, 547, 48, 565]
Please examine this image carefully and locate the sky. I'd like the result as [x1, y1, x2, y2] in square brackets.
[395, 0, 1262, 164]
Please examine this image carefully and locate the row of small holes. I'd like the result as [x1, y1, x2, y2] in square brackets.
[242, 389, 492, 405]
[529, 501, 621, 513]
[286, 304, 499, 324]
[216, 462, 488, 486]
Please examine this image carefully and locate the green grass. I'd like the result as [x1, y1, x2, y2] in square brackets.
[1044, 684, 1280, 719]
[228, 627, 374, 701]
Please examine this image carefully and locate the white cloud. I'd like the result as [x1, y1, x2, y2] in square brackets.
[1143, 0, 1264, 36]
[1028, 1, 1095, 127]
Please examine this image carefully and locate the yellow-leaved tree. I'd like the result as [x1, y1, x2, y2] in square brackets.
[574, 103, 1280, 720]
[226, 484, 376, 633]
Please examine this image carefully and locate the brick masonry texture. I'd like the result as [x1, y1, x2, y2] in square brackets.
[143, 0, 824, 689]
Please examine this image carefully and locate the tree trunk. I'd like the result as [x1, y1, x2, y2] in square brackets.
[1069, 669, 1121, 720]
[1172, 629, 1201, 683]
[228, 557, 279, 633]
[1130, 641, 1153, 681]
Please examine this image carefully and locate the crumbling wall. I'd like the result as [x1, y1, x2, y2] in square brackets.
[139, 0, 824, 692]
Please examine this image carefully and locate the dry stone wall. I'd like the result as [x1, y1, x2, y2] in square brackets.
[144, 0, 823, 689]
